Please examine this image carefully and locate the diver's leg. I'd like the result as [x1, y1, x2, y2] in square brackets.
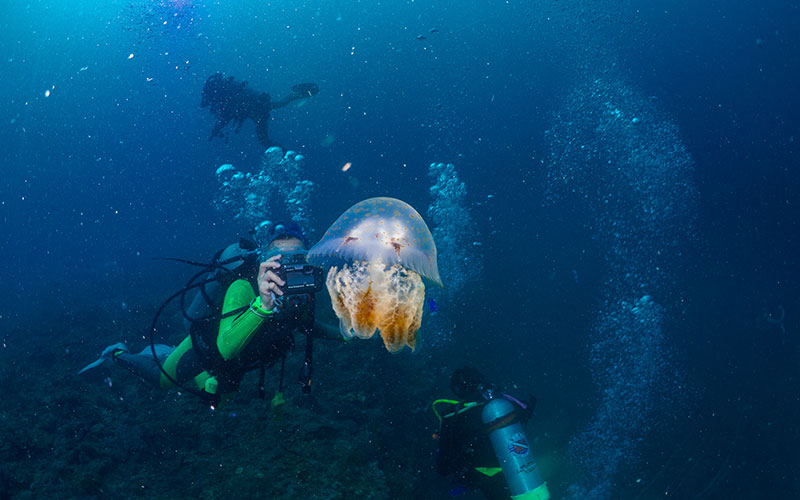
[156, 336, 204, 389]
[270, 89, 307, 109]
[269, 94, 300, 110]
[114, 337, 203, 390]
[114, 350, 166, 387]
[209, 119, 228, 141]
[270, 83, 318, 109]
[255, 118, 275, 148]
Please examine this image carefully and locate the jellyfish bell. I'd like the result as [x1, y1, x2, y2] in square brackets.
[308, 197, 441, 352]
[308, 197, 440, 283]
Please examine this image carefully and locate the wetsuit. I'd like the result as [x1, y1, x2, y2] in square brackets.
[115, 279, 304, 398]
[201, 73, 319, 148]
[436, 398, 531, 500]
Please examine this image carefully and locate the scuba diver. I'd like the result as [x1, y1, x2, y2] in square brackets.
[433, 367, 550, 500]
[201, 72, 319, 148]
[80, 222, 335, 407]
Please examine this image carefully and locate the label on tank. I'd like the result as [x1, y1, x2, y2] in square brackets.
[507, 433, 530, 456]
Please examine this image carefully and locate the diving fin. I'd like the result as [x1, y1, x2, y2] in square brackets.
[291, 83, 319, 98]
[78, 342, 128, 374]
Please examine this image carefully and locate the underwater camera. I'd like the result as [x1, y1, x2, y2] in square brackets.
[277, 252, 324, 295]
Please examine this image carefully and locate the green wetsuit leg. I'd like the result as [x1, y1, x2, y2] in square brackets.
[127, 279, 270, 394]
[114, 351, 167, 387]
[114, 338, 204, 390]
[162, 279, 270, 392]
[158, 336, 205, 389]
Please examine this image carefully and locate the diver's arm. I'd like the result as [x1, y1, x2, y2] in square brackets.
[505, 393, 536, 423]
[216, 280, 273, 360]
[520, 394, 537, 423]
[216, 255, 287, 359]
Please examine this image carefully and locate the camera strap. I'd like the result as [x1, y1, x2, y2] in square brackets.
[298, 324, 313, 394]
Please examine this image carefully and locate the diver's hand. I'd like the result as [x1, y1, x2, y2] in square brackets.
[258, 255, 285, 311]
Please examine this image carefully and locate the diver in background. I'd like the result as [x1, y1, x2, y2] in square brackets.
[433, 367, 548, 500]
[201, 73, 319, 148]
[80, 223, 337, 407]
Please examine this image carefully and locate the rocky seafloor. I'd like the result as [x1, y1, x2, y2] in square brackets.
[0, 291, 452, 500]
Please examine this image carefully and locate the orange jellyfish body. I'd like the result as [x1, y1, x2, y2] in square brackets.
[308, 198, 438, 352]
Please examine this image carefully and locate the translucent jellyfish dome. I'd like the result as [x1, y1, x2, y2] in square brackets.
[307, 197, 441, 284]
[308, 197, 441, 352]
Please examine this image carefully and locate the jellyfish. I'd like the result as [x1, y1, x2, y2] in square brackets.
[307, 197, 441, 352]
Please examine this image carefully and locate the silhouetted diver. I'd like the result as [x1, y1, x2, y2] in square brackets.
[201, 73, 319, 148]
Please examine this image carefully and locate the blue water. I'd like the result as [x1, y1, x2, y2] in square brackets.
[1, 0, 798, 498]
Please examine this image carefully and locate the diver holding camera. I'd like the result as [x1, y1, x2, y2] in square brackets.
[267, 250, 324, 304]
[80, 222, 337, 406]
[256, 225, 326, 396]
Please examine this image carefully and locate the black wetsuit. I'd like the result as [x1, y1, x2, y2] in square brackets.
[200, 73, 318, 148]
[437, 398, 531, 500]
[114, 278, 305, 395]
[201, 73, 274, 147]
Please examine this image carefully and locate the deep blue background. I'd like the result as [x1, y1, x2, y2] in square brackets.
[1, 0, 798, 497]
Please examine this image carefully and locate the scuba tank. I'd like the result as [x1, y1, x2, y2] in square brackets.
[182, 240, 259, 331]
[482, 395, 550, 500]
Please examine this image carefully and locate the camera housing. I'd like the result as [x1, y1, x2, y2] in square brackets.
[276, 252, 324, 295]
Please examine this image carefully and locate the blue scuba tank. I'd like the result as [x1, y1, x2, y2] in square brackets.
[481, 396, 550, 500]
